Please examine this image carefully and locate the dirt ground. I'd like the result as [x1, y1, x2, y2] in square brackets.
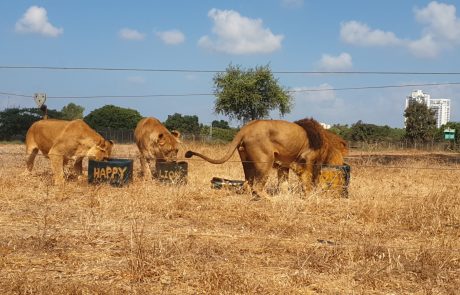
[0, 143, 459, 294]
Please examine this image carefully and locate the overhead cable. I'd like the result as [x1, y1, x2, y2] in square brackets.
[1, 82, 460, 99]
[2, 65, 460, 75]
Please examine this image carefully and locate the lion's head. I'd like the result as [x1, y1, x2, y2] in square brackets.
[294, 118, 348, 164]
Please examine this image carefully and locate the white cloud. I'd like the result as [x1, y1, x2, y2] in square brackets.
[198, 8, 283, 54]
[340, 2, 460, 58]
[292, 83, 338, 104]
[15, 6, 63, 37]
[414, 1, 460, 43]
[287, 83, 349, 124]
[340, 21, 401, 46]
[155, 29, 185, 45]
[119, 28, 145, 41]
[407, 35, 441, 58]
[317, 52, 353, 71]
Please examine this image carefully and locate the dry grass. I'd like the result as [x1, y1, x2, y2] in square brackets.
[0, 142, 459, 294]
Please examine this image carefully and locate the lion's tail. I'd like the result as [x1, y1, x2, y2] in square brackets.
[184, 131, 243, 164]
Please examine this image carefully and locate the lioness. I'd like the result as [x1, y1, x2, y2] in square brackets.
[134, 117, 181, 179]
[25, 119, 114, 185]
[185, 119, 320, 199]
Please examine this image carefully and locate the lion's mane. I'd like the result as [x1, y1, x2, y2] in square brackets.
[294, 118, 348, 165]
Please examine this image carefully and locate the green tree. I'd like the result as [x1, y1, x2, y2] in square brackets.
[61, 103, 84, 120]
[213, 64, 292, 123]
[164, 113, 200, 134]
[404, 101, 437, 143]
[330, 122, 405, 143]
[211, 120, 230, 129]
[84, 105, 142, 129]
[0, 107, 62, 141]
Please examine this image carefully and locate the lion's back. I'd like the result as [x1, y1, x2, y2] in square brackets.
[26, 119, 71, 154]
[134, 117, 168, 146]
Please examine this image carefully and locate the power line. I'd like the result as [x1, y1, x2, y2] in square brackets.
[289, 82, 460, 93]
[2, 65, 460, 75]
[0, 91, 30, 98]
[1, 82, 460, 99]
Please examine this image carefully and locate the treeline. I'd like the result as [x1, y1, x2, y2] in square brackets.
[0, 103, 458, 145]
[0, 104, 238, 143]
[331, 120, 460, 144]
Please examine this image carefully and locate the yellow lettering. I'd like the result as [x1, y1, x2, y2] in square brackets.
[106, 166, 112, 178]
[119, 167, 127, 179]
[100, 168, 106, 178]
[93, 168, 100, 179]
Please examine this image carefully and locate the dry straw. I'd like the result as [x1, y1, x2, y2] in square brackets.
[0, 143, 459, 294]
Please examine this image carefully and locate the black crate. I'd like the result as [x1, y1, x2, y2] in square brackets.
[154, 161, 188, 184]
[88, 158, 133, 187]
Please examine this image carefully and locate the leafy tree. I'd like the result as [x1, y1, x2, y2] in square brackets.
[329, 124, 351, 140]
[211, 120, 230, 129]
[164, 113, 200, 134]
[0, 107, 62, 141]
[84, 105, 142, 129]
[213, 64, 292, 123]
[330, 122, 405, 143]
[404, 101, 437, 143]
[61, 103, 84, 120]
[349, 121, 403, 143]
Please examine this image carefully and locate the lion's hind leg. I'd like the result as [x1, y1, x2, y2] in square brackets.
[25, 146, 39, 173]
[247, 156, 273, 201]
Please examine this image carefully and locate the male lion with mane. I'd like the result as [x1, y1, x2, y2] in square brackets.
[185, 119, 319, 200]
[185, 118, 348, 200]
[25, 119, 114, 185]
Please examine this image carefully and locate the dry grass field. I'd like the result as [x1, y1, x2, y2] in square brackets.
[0, 142, 459, 294]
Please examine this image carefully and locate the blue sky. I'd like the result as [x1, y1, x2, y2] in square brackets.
[1, 0, 460, 128]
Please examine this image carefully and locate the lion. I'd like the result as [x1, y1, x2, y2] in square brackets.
[25, 119, 114, 185]
[185, 119, 320, 200]
[134, 117, 181, 179]
[185, 118, 349, 199]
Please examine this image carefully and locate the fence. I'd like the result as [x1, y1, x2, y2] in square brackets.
[97, 128, 134, 144]
[97, 128, 460, 152]
[347, 140, 460, 152]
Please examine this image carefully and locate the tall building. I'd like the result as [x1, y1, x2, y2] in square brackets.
[429, 98, 451, 128]
[405, 90, 451, 128]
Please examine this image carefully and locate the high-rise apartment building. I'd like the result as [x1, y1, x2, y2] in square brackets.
[405, 90, 451, 128]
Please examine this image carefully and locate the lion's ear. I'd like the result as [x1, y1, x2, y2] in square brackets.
[106, 139, 114, 148]
[171, 130, 181, 143]
[171, 130, 181, 139]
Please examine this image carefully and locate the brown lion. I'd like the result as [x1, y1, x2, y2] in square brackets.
[186, 118, 349, 199]
[134, 117, 181, 179]
[25, 119, 114, 185]
[185, 119, 321, 199]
